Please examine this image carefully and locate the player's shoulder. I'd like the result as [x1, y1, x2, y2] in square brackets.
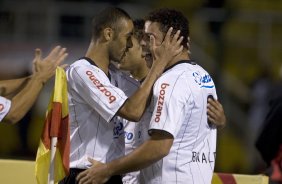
[177, 61, 212, 83]
[67, 59, 110, 86]
[189, 66, 215, 90]
[68, 58, 87, 71]
[109, 64, 139, 87]
[69, 58, 103, 75]
[163, 60, 199, 75]
[159, 62, 192, 83]
[109, 63, 126, 79]
[158, 60, 213, 88]
[120, 73, 139, 87]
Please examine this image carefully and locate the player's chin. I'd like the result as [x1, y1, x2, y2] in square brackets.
[119, 62, 130, 71]
[120, 50, 127, 61]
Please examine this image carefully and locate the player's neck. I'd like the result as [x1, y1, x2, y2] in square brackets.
[131, 63, 149, 81]
[166, 51, 190, 69]
[85, 41, 110, 75]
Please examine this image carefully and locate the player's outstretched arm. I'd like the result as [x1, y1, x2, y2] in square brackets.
[0, 77, 30, 97]
[2, 46, 68, 124]
[118, 28, 183, 122]
[207, 98, 226, 128]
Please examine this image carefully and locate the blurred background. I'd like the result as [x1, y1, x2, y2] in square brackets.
[0, 0, 282, 176]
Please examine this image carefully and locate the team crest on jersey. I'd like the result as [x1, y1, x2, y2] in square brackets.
[0, 104, 4, 112]
[193, 72, 214, 88]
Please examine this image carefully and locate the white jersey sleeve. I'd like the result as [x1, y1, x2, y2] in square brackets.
[67, 60, 128, 122]
[148, 72, 191, 137]
[143, 62, 217, 184]
[0, 96, 11, 122]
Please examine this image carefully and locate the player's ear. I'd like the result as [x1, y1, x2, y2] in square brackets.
[103, 27, 114, 41]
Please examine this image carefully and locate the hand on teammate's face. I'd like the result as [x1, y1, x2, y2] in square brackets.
[150, 27, 183, 67]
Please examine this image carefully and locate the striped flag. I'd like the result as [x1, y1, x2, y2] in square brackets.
[35, 67, 70, 184]
[212, 173, 269, 184]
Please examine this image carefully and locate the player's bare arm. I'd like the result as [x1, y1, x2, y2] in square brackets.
[118, 28, 183, 122]
[77, 130, 173, 184]
[0, 77, 30, 97]
[207, 98, 226, 128]
[2, 46, 68, 124]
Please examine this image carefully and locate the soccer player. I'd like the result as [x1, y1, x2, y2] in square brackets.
[77, 9, 220, 184]
[0, 46, 67, 124]
[60, 7, 183, 184]
[120, 19, 225, 184]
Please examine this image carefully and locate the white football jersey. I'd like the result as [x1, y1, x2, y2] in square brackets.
[123, 107, 154, 184]
[67, 58, 129, 169]
[0, 96, 11, 122]
[113, 73, 144, 184]
[140, 60, 217, 184]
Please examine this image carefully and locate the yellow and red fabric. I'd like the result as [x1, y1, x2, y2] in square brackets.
[212, 173, 269, 184]
[35, 67, 70, 184]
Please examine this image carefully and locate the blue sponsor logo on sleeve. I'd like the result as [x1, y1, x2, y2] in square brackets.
[124, 131, 134, 141]
[193, 72, 214, 88]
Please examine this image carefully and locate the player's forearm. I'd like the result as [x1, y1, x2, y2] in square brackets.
[107, 139, 168, 176]
[119, 59, 167, 121]
[0, 77, 30, 97]
[3, 75, 44, 124]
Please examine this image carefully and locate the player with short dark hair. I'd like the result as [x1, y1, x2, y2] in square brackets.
[91, 7, 131, 41]
[146, 8, 189, 49]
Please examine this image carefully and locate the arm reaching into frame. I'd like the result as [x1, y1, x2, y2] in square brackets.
[76, 130, 173, 184]
[2, 46, 68, 124]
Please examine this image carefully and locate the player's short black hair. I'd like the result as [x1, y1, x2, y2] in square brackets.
[133, 19, 145, 42]
[91, 7, 132, 40]
[146, 8, 189, 49]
